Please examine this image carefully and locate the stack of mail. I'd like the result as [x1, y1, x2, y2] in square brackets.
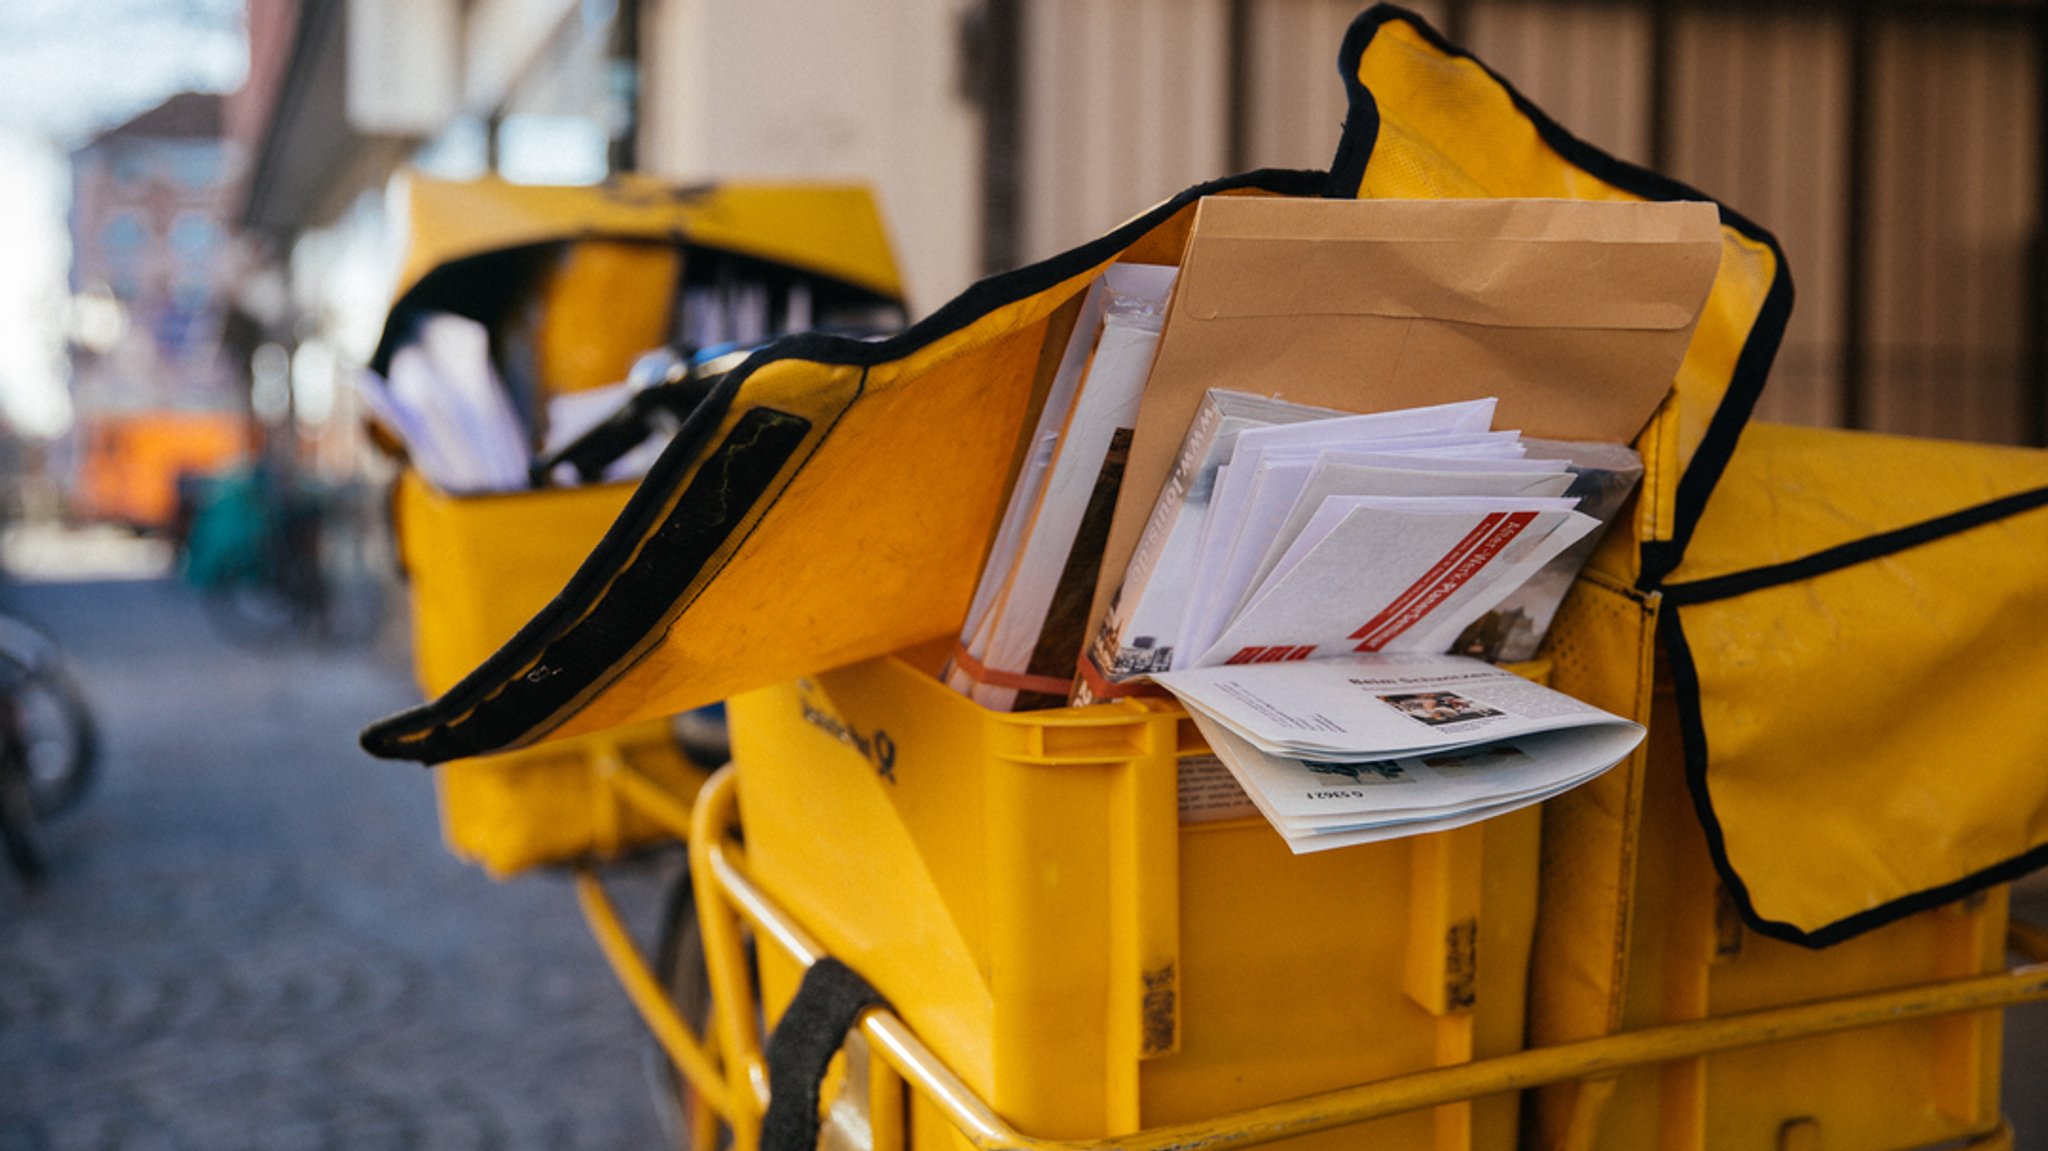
[1156, 653, 1643, 851]
[1080, 392, 1596, 699]
[1065, 391, 1645, 850]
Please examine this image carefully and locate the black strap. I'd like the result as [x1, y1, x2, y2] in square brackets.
[1659, 482, 2048, 608]
[760, 958, 888, 1151]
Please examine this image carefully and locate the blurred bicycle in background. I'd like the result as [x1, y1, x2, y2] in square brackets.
[178, 461, 389, 648]
[0, 611, 98, 884]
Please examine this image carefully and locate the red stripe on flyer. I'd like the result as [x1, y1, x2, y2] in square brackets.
[1348, 514, 1507, 642]
[1353, 512, 1537, 652]
[1225, 643, 1317, 666]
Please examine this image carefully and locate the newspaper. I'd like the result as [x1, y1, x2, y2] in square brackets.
[1154, 653, 1642, 851]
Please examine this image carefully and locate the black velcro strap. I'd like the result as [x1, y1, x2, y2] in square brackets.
[760, 958, 888, 1151]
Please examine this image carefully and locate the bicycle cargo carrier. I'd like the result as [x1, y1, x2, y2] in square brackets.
[363, 7, 2048, 1149]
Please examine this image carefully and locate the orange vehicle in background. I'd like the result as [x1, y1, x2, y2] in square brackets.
[70, 411, 249, 532]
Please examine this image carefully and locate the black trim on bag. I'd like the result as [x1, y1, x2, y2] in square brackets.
[1665, 604, 2048, 950]
[1661, 483, 2048, 607]
[1330, 4, 2046, 951]
[362, 404, 815, 762]
[362, 168, 1331, 762]
[1665, 488, 2048, 946]
[1328, 5, 1794, 590]
[368, 237, 904, 377]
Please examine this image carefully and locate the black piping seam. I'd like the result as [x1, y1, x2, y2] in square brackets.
[368, 234, 905, 376]
[370, 390, 848, 764]
[363, 364, 743, 755]
[1328, 5, 1794, 591]
[1661, 483, 2048, 607]
[502, 370, 875, 758]
[360, 385, 822, 763]
[1665, 606, 2048, 949]
[362, 168, 1332, 762]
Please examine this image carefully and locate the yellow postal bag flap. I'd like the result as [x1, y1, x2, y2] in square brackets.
[362, 170, 1329, 763]
[1327, 6, 1789, 1074]
[1333, 7, 1791, 588]
[1662, 422, 2048, 947]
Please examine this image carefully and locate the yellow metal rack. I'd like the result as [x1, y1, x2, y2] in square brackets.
[571, 761, 2048, 1151]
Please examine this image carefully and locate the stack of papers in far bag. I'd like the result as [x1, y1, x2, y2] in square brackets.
[355, 312, 533, 493]
[1157, 654, 1643, 851]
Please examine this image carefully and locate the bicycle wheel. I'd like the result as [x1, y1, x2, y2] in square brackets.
[0, 616, 98, 818]
[647, 862, 728, 1150]
[0, 707, 47, 884]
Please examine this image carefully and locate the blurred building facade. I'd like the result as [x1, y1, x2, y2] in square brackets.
[70, 93, 245, 414]
[67, 92, 252, 527]
[228, 0, 2047, 456]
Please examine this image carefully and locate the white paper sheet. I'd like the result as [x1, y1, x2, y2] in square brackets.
[369, 313, 532, 493]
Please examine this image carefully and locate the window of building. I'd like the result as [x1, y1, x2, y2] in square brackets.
[167, 145, 223, 190]
[169, 212, 219, 261]
[111, 150, 151, 188]
[100, 211, 150, 257]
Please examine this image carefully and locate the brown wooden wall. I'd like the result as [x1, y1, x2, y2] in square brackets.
[1009, 0, 2045, 448]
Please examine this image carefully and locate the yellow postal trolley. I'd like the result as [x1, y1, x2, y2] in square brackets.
[367, 8, 2048, 1150]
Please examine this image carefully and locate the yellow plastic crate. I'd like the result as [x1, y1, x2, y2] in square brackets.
[1561, 679, 2010, 1151]
[393, 469, 636, 697]
[728, 643, 1546, 1150]
[395, 470, 709, 875]
[438, 718, 707, 878]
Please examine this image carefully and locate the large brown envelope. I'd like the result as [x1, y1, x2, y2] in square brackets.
[1086, 195, 1724, 635]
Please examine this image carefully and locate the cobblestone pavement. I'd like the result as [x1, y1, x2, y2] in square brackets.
[0, 579, 677, 1151]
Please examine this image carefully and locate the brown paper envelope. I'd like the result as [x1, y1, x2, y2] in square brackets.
[1086, 195, 1724, 635]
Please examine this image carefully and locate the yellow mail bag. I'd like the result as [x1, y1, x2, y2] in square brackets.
[360, 8, 1785, 766]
